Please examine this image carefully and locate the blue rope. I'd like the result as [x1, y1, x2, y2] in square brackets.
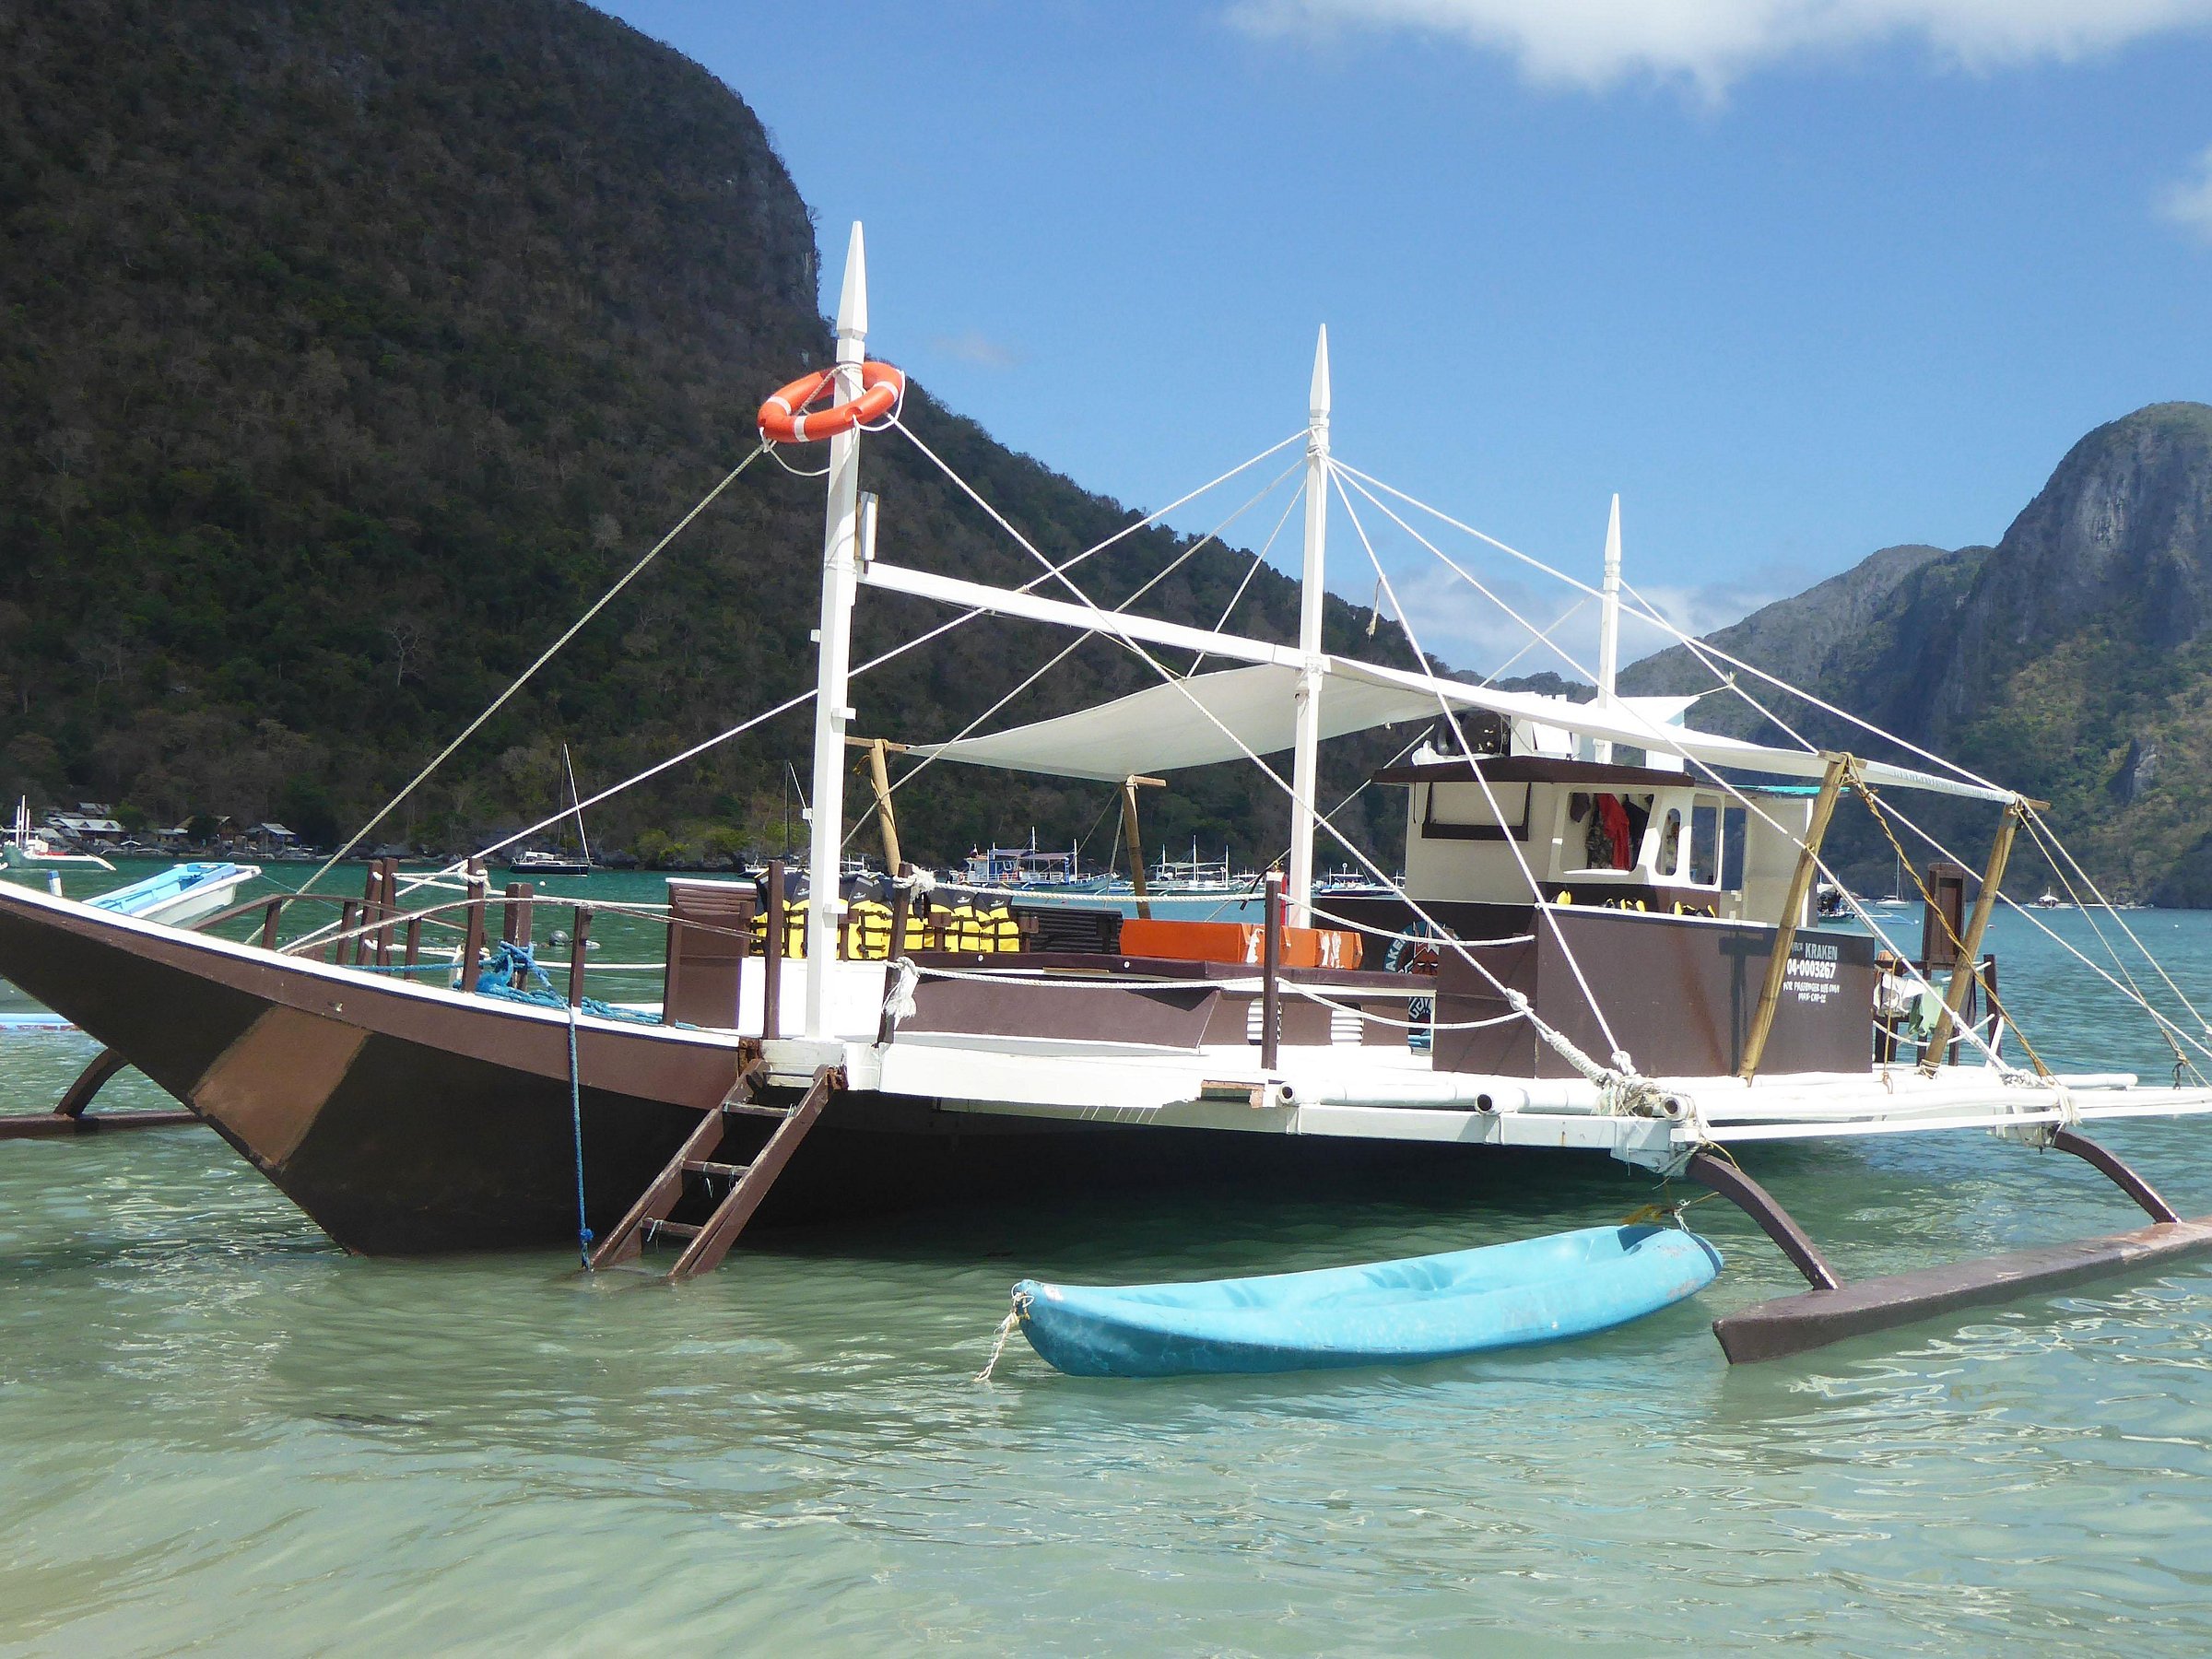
[467, 939, 663, 1024]
[567, 1002, 592, 1268]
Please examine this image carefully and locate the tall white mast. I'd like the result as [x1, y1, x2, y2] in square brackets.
[1592, 492, 1622, 765]
[1286, 325, 1330, 926]
[803, 222, 869, 1039]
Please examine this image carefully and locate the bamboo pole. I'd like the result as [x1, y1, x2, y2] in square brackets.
[1925, 802, 2020, 1068]
[1119, 775, 1163, 922]
[1738, 752, 1851, 1081]
[846, 736, 903, 874]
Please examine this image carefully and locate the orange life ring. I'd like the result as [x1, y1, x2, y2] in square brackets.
[757, 361, 904, 444]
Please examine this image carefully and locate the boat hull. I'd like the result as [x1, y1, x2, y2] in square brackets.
[0, 881, 1566, 1255]
[1015, 1223, 1723, 1377]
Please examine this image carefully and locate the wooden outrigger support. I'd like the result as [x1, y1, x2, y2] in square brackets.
[1924, 796, 2027, 1069]
[1738, 751, 1850, 1080]
[1688, 1128, 2212, 1363]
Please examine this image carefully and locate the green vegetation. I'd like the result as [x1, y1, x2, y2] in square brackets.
[1627, 404, 2212, 900]
[0, 0, 1418, 871]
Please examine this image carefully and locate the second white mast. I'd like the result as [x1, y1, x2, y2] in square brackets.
[1286, 325, 1331, 927]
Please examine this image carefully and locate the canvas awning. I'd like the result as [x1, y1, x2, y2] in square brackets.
[912, 661, 2012, 804]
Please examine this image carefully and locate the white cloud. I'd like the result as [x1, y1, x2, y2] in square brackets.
[931, 329, 1024, 370]
[1230, 0, 2212, 93]
[2160, 144, 2212, 243]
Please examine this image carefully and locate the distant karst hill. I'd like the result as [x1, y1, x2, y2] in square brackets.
[1626, 403, 2212, 900]
[0, 0, 1414, 868]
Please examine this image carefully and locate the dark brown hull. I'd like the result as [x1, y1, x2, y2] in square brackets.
[0, 883, 1516, 1255]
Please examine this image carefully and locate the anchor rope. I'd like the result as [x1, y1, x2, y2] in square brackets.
[567, 998, 593, 1268]
[974, 1288, 1031, 1383]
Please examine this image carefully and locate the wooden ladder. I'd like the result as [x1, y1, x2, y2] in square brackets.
[587, 1065, 837, 1280]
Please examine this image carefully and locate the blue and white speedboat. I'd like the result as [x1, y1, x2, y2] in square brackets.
[84, 862, 263, 930]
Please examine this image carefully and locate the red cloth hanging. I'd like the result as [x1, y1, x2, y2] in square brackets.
[1596, 794, 1634, 871]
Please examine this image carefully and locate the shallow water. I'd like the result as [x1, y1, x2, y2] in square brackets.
[6, 875, 2212, 1653]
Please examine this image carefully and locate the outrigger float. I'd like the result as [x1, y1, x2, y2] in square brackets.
[7, 224, 2212, 1369]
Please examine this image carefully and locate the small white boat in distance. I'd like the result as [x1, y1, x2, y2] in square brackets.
[2033, 891, 2070, 910]
[5, 799, 115, 871]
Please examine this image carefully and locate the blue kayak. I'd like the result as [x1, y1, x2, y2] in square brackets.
[1014, 1224, 1723, 1378]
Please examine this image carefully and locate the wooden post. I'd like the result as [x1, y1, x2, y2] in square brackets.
[1261, 870, 1284, 1071]
[259, 897, 283, 950]
[376, 858, 398, 967]
[876, 869, 913, 1046]
[1738, 752, 1851, 1081]
[502, 881, 534, 949]
[1926, 802, 2020, 1067]
[568, 904, 593, 1008]
[403, 915, 422, 973]
[762, 859, 785, 1041]
[865, 738, 900, 873]
[338, 900, 360, 966]
[461, 858, 488, 993]
[1121, 779, 1150, 922]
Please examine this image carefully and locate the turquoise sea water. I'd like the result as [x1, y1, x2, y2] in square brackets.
[6, 866, 2212, 1653]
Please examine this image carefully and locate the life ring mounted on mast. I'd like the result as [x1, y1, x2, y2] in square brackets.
[757, 361, 905, 444]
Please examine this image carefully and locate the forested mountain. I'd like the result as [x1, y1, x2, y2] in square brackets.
[0, 0, 1426, 870]
[1625, 404, 2212, 900]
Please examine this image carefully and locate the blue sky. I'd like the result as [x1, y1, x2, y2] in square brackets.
[600, 1, 2212, 676]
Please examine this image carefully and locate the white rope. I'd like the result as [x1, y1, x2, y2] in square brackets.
[872, 454, 1304, 818]
[1330, 465, 1633, 1068]
[882, 956, 919, 1027]
[303, 443, 771, 894]
[2022, 802, 2212, 1047]
[914, 961, 1263, 993]
[1332, 457, 2012, 799]
[974, 1288, 1031, 1383]
[1324, 461, 2024, 1078]
[1282, 981, 1513, 1032]
[1191, 477, 1310, 672]
[886, 420, 1577, 1065]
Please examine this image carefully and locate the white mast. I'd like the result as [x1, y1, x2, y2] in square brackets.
[804, 222, 869, 1039]
[1592, 492, 1622, 765]
[1286, 325, 1330, 926]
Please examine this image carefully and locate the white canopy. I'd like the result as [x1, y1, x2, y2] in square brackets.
[912, 661, 2011, 803]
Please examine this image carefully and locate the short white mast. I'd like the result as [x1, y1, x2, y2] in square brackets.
[803, 222, 869, 1039]
[1286, 325, 1330, 927]
[1592, 492, 1622, 765]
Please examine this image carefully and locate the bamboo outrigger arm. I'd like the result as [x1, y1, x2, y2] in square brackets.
[1737, 752, 1851, 1081]
[1923, 796, 2027, 1071]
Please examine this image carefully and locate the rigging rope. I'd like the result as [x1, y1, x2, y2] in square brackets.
[304, 442, 771, 894]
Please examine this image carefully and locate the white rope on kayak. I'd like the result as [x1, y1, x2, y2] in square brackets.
[974, 1288, 1031, 1383]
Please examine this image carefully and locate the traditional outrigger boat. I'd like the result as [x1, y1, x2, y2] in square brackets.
[6, 223, 2212, 1367]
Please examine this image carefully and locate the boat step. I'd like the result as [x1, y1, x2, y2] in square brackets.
[584, 1066, 839, 1279]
